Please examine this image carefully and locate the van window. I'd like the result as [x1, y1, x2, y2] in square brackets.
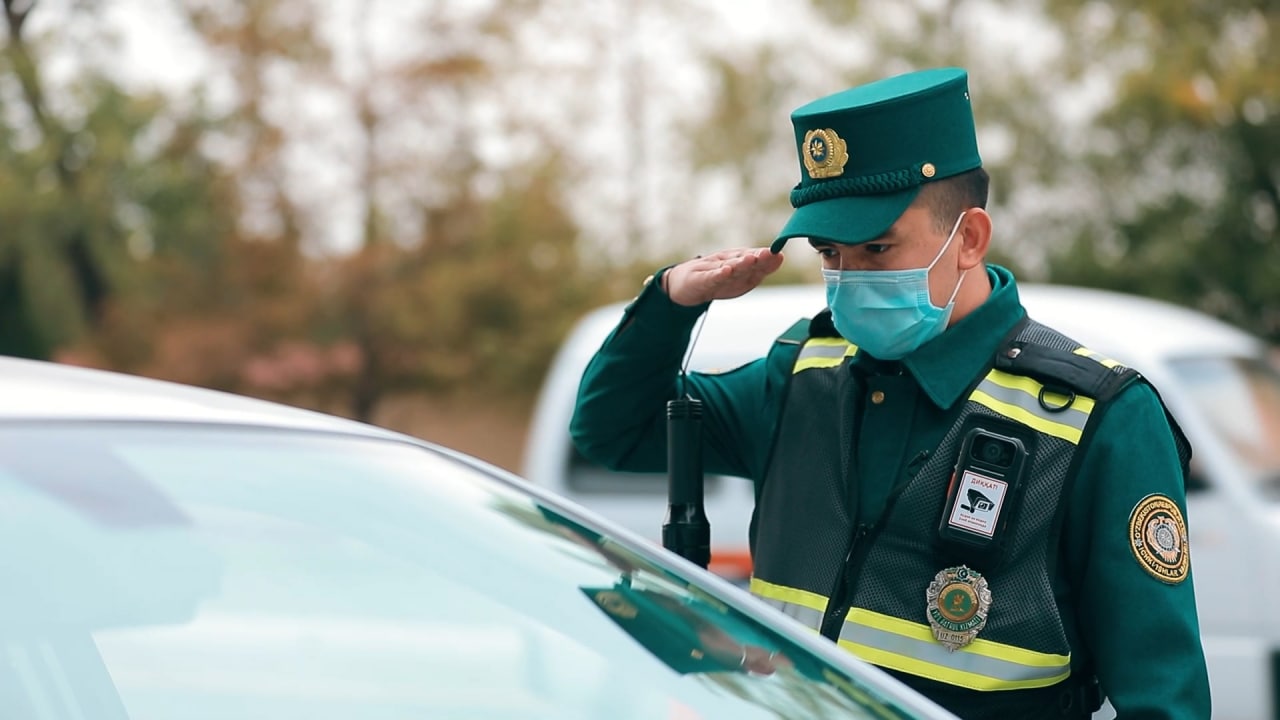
[1168, 354, 1280, 495]
[567, 446, 724, 496]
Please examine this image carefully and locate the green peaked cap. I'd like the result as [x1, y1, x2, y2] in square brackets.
[771, 67, 982, 252]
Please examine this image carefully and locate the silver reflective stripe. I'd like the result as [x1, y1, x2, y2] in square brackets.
[974, 377, 1090, 433]
[757, 597, 825, 628]
[840, 620, 1066, 683]
[796, 343, 851, 362]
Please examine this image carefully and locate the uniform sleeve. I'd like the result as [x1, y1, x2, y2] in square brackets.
[570, 272, 787, 481]
[1064, 381, 1212, 719]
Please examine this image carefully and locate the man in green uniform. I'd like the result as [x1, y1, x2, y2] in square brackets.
[570, 67, 1210, 719]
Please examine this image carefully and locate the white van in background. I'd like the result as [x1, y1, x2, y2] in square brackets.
[525, 281, 1280, 719]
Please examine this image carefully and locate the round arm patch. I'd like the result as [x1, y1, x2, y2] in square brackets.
[1128, 493, 1190, 584]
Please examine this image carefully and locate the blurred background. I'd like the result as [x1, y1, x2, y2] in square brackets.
[0, 0, 1275, 472]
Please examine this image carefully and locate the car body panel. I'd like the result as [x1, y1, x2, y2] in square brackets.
[0, 356, 957, 719]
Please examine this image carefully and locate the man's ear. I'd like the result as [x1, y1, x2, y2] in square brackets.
[957, 208, 992, 270]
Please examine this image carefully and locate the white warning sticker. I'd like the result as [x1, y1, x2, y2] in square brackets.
[947, 470, 1009, 538]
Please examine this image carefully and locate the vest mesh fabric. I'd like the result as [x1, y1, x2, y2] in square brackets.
[853, 399, 1074, 653]
[854, 397, 1079, 720]
[753, 319, 1125, 719]
[753, 357, 857, 595]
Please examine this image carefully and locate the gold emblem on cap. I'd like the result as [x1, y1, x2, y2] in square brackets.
[802, 128, 849, 179]
[1128, 494, 1190, 584]
[925, 565, 991, 651]
[921, 163, 937, 178]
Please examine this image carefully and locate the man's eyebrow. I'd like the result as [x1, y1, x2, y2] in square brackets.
[807, 227, 898, 250]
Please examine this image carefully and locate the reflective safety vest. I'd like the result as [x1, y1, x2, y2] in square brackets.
[748, 315, 1181, 717]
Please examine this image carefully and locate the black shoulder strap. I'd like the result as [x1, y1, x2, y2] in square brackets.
[993, 316, 1192, 479]
[808, 308, 841, 339]
[993, 317, 1139, 403]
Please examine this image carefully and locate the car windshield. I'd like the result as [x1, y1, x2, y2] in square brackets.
[1168, 353, 1280, 494]
[0, 423, 927, 720]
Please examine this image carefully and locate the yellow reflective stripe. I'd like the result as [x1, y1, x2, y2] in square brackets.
[970, 370, 1095, 444]
[843, 641, 1070, 692]
[749, 578, 828, 627]
[794, 338, 856, 373]
[1072, 346, 1121, 368]
[749, 577, 829, 613]
[848, 609, 1070, 669]
[839, 608, 1071, 691]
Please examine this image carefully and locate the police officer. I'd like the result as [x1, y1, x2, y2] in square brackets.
[570, 67, 1210, 719]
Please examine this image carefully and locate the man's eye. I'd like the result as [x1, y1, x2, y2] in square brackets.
[863, 243, 891, 255]
[813, 246, 838, 258]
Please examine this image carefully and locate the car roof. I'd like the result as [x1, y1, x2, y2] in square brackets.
[0, 355, 394, 437]
[562, 281, 1260, 374]
[1016, 284, 1259, 364]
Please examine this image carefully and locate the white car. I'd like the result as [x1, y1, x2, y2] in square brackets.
[0, 355, 957, 720]
[526, 282, 1280, 720]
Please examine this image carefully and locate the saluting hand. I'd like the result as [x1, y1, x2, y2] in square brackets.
[664, 248, 786, 307]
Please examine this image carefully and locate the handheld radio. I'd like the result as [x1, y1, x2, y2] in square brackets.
[662, 308, 711, 569]
[662, 395, 710, 569]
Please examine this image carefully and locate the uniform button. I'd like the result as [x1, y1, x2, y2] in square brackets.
[871, 390, 885, 404]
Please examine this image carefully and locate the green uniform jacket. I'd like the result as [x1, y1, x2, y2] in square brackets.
[570, 265, 1211, 719]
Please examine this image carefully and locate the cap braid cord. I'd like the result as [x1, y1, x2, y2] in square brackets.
[789, 167, 920, 208]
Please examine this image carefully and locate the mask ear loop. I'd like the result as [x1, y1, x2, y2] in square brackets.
[931, 211, 970, 309]
[926, 211, 969, 269]
[943, 268, 969, 307]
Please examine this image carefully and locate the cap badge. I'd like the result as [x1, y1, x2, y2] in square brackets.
[925, 565, 991, 651]
[802, 128, 849, 179]
[1128, 494, 1190, 584]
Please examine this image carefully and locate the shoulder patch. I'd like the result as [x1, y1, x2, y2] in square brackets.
[1128, 494, 1190, 584]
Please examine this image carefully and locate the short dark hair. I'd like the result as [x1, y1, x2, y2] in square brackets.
[917, 168, 989, 232]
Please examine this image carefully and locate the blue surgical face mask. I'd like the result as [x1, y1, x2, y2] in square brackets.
[821, 212, 968, 360]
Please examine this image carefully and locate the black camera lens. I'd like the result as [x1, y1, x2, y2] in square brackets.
[972, 434, 1015, 468]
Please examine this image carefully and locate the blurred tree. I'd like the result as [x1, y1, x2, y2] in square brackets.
[310, 0, 621, 421]
[0, 0, 118, 358]
[1, 0, 629, 426]
[683, 46, 798, 259]
[50, 0, 331, 393]
[1036, 1, 1280, 339]
[0, 1, 259, 368]
[332, 155, 607, 414]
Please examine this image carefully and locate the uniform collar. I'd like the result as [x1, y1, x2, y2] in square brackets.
[899, 265, 1026, 409]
